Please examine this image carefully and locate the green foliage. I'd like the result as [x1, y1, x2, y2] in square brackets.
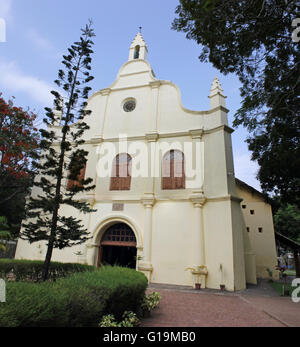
[141, 291, 161, 313]
[21, 21, 97, 280]
[172, 1, 300, 207]
[99, 292, 162, 327]
[99, 314, 119, 327]
[0, 216, 11, 252]
[274, 204, 300, 243]
[0, 216, 10, 237]
[99, 311, 140, 327]
[0, 195, 26, 239]
[0, 259, 93, 282]
[269, 281, 300, 297]
[0, 266, 148, 327]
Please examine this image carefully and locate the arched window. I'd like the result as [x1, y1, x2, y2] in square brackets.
[162, 150, 185, 190]
[67, 163, 86, 190]
[110, 153, 132, 191]
[134, 45, 140, 59]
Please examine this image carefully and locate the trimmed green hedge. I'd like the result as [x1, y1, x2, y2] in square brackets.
[0, 259, 93, 282]
[0, 266, 148, 327]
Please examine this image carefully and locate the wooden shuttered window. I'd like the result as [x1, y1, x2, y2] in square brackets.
[67, 163, 86, 191]
[162, 150, 185, 190]
[110, 153, 132, 191]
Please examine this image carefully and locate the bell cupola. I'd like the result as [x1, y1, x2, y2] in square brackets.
[129, 31, 148, 61]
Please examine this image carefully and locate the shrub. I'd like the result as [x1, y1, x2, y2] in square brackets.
[0, 259, 93, 282]
[0, 266, 148, 327]
[99, 292, 162, 327]
[99, 311, 140, 327]
[141, 291, 161, 314]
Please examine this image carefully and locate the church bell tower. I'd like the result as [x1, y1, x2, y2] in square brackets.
[128, 31, 148, 61]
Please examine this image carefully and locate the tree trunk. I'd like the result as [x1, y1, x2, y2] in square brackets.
[294, 250, 300, 278]
[42, 237, 54, 281]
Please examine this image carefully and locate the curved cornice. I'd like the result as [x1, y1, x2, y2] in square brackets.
[158, 80, 229, 115]
[86, 78, 229, 118]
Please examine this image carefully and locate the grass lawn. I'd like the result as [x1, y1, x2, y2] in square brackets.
[270, 280, 300, 298]
[283, 270, 296, 276]
[270, 282, 293, 296]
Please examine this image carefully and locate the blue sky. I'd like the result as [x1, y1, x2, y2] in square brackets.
[0, 0, 260, 189]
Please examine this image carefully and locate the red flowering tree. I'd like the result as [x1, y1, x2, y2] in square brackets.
[0, 94, 40, 233]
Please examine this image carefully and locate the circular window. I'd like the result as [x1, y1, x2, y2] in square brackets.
[123, 99, 136, 112]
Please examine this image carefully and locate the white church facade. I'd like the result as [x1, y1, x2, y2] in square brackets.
[15, 33, 278, 291]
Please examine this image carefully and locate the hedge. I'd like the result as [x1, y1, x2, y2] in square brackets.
[0, 259, 93, 282]
[0, 266, 148, 327]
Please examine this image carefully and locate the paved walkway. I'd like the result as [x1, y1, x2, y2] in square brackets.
[141, 280, 300, 327]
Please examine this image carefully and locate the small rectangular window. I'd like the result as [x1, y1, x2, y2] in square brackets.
[250, 210, 255, 215]
[246, 227, 250, 232]
[258, 227, 263, 233]
[242, 205, 246, 209]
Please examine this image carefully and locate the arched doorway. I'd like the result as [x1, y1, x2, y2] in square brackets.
[97, 223, 137, 269]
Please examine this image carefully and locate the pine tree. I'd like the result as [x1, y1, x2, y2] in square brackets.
[21, 21, 96, 281]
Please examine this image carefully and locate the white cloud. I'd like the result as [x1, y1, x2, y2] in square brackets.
[0, 58, 54, 106]
[26, 28, 62, 61]
[27, 29, 54, 52]
[234, 152, 261, 191]
[0, 0, 12, 21]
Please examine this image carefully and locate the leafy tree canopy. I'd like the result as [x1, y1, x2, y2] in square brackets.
[0, 94, 39, 197]
[172, 0, 300, 207]
[274, 204, 300, 243]
[0, 94, 40, 236]
[0, 216, 11, 252]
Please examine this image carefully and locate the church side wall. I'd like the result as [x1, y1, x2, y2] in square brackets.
[237, 187, 279, 280]
[203, 128, 247, 290]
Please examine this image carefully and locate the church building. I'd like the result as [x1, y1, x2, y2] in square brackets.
[15, 32, 278, 291]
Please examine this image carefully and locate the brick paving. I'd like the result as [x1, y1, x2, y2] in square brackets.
[141, 281, 300, 327]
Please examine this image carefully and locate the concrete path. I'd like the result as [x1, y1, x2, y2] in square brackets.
[141, 281, 300, 327]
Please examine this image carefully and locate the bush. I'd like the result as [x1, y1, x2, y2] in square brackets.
[140, 292, 161, 316]
[99, 311, 140, 327]
[0, 266, 148, 327]
[0, 259, 93, 282]
[99, 292, 162, 327]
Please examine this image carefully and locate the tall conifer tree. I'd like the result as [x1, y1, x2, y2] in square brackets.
[21, 21, 96, 280]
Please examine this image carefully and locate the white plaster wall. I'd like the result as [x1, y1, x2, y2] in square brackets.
[151, 201, 194, 286]
[239, 198, 278, 279]
[15, 39, 253, 290]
